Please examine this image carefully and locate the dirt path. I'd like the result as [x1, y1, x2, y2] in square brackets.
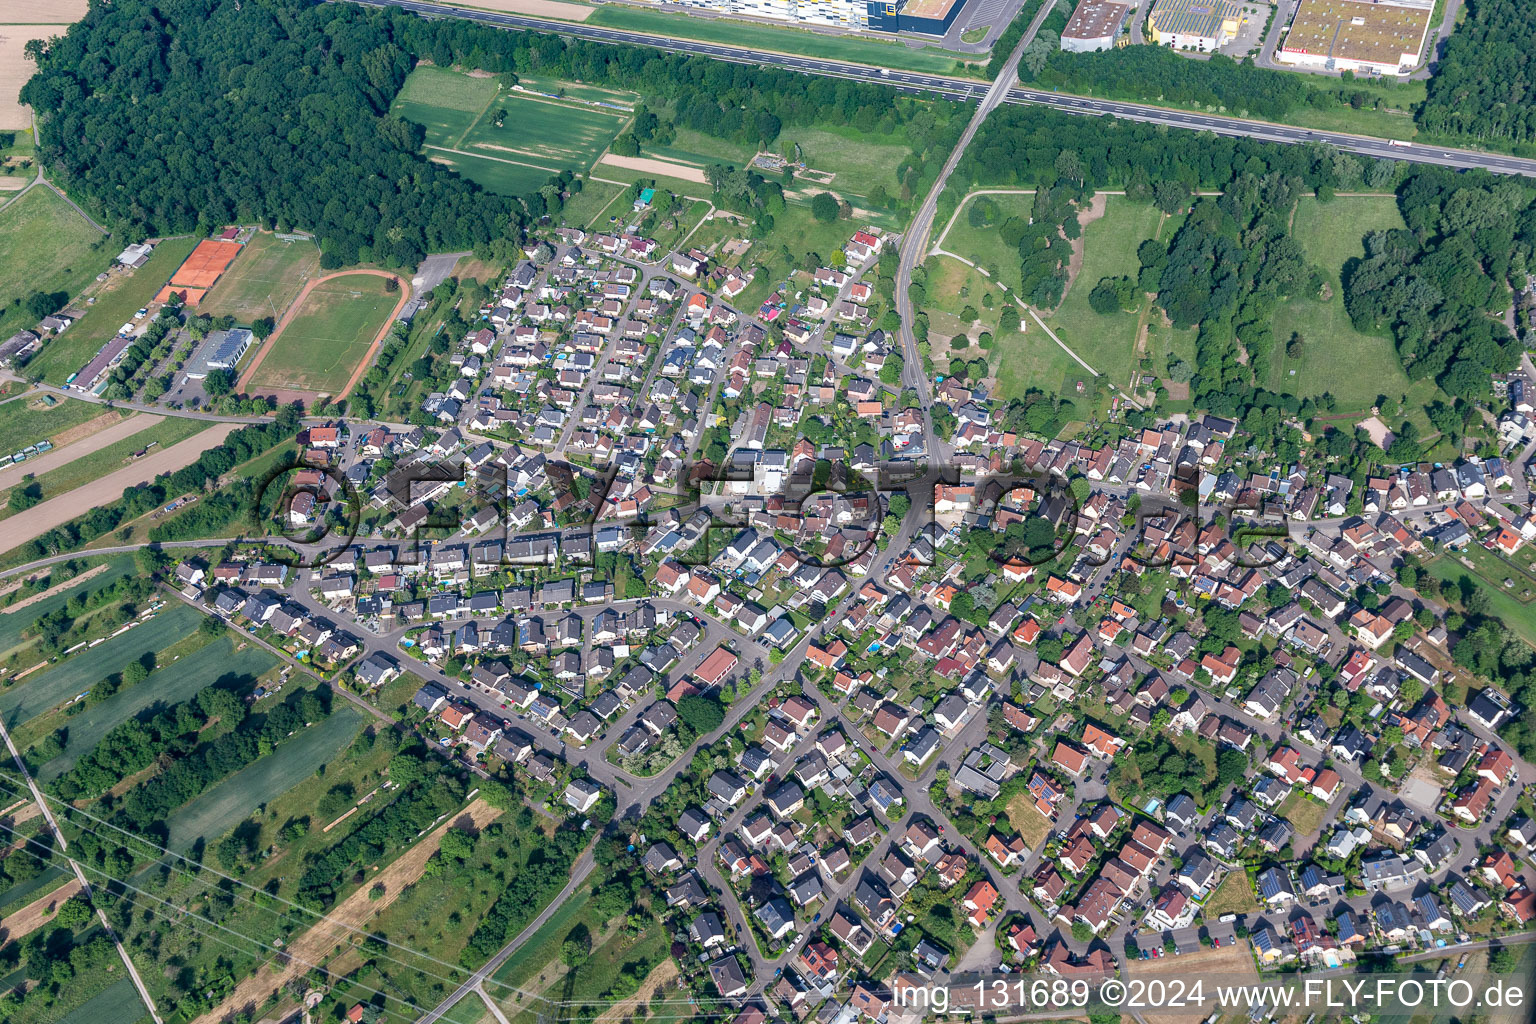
[0, 413, 161, 489]
[596, 153, 708, 185]
[190, 798, 502, 1024]
[0, 561, 110, 611]
[0, 422, 236, 555]
[236, 269, 408, 401]
[1059, 192, 1108, 302]
[590, 958, 679, 1024]
[0, 878, 81, 942]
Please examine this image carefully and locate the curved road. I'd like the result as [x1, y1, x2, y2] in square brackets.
[343, 0, 1536, 178]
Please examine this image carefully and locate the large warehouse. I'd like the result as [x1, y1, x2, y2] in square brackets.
[1275, 0, 1433, 74]
[1060, 0, 1132, 51]
[669, 0, 968, 32]
[1147, 0, 1240, 51]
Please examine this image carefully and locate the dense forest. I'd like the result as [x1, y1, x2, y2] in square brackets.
[1418, 0, 1536, 149]
[1342, 168, 1532, 400]
[23, 0, 954, 266]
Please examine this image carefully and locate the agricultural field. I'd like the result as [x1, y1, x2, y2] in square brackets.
[0, 555, 135, 648]
[165, 704, 363, 852]
[0, 185, 106, 341]
[557, 179, 626, 231]
[1038, 196, 1166, 388]
[1269, 196, 1413, 412]
[34, 634, 278, 783]
[248, 272, 400, 394]
[0, 392, 106, 456]
[0, 128, 37, 186]
[198, 231, 322, 324]
[584, 5, 982, 76]
[0, 601, 204, 728]
[392, 67, 629, 195]
[26, 235, 199, 385]
[0, 416, 209, 520]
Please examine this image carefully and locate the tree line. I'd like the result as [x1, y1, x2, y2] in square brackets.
[1418, 0, 1536, 149]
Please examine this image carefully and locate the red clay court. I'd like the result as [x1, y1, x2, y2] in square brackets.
[169, 238, 242, 289]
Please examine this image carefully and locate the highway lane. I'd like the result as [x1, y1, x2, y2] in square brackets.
[342, 0, 1536, 178]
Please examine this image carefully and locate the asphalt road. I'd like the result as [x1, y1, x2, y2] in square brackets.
[342, 0, 1536, 179]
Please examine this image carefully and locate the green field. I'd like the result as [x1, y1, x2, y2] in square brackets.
[164, 705, 365, 853]
[392, 67, 628, 195]
[556, 179, 625, 231]
[199, 232, 322, 324]
[1040, 196, 1166, 386]
[0, 393, 106, 456]
[250, 273, 398, 393]
[585, 5, 984, 76]
[1426, 554, 1536, 649]
[780, 124, 917, 203]
[941, 191, 1034, 292]
[37, 636, 277, 782]
[1269, 196, 1413, 412]
[0, 602, 202, 728]
[26, 235, 200, 385]
[0, 556, 135, 650]
[0, 187, 106, 342]
[54, 979, 151, 1024]
[0, 866, 68, 916]
[0, 417, 212, 520]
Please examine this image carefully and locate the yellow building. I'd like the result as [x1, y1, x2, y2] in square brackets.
[1148, 0, 1240, 51]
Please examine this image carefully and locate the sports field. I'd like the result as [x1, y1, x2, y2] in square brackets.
[392, 67, 628, 195]
[26, 235, 199, 384]
[165, 705, 365, 853]
[0, 186, 105, 341]
[0, 602, 202, 728]
[199, 232, 321, 323]
[248, 272, 400, 394]
[1269, 196, 1413, 411]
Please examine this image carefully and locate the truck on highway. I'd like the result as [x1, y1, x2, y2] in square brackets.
[1388, 139, 1413, 147]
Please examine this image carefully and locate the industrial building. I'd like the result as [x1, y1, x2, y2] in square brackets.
[1060, 0, 1132, 50]
[1148, 0, 1239, 51]
[1275, 0, 1432, 75]
[187, 327, 253, 380]
[668, 0, 968, 33]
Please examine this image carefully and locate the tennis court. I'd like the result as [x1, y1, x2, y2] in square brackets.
[166, 238, 242, 290]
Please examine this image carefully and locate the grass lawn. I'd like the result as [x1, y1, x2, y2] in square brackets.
[37, 635, 276, 783]
[1004, 791, 1054, 849]
[1426, 554, 1536, 649]
[643, 125, 754, 169]
[558, 179, 625, 231]
[1041, 196, 1164, 387]
[0, 186, 107, 342]
[585, 5, 985, 76]
[940, 191, 1033, 291]
[0, 417, 211, 519]
[1278, 790, 1327, 836]
[0, 392, 107, 456]
[0, 602, 203, 729]
[250, 273, 398, 393]
[164, 704, 365, 853]
[1202, 870, 1260, 917]
[199, 232, 322, 324]
[779, 124, 915, 201]
[1269, 196, 1412, 411]
[27, 235, 200, 385]
[393, 67, 628, 195]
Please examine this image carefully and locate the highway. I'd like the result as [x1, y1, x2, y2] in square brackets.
[344, 0, 1536, 178]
